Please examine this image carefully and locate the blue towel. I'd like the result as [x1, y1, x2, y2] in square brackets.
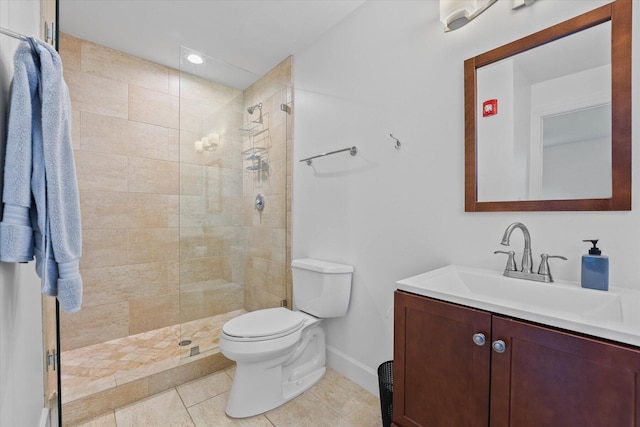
[0, 39, 83, 313]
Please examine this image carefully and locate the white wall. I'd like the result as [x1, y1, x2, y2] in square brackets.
[0, 1, 46, 425]
[292, 0, 639, 394]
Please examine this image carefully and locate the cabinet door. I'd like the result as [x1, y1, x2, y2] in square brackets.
[393, 291, 491, 427]
[490, 316, 640, 427]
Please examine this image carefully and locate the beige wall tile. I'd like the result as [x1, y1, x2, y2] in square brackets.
[81, 40, 169, 94]
[269, 121, 288, 163]
[128, 229, 179, 264]
[129, 193, 174, 228]
[60, 32, 82, 71]
[60, 302, 129, 351]
[76, 151, 128, 192]
[179, 256, 228, 285]
[168, 129, 180, 162]
[128, 157, 179, 194]
[129, 294, 180, 335]
[244, 257, 286, 299]
[180, 163, 204, 196]
[167, 195, 180, 228]
[168, 69, 180, 97]
[80, 191, 130, 230]
[179, 98, 203, 135]
[179, 195, 207, 229]
[80, 111, 173, 161]
[179, 281, 242, 322]
[65, 70, 128, 119]
[203, 282, 244, 316]
[244, 284, 285, 312]
[81, 228, 129, 269]
[179, 72, 238, 108]
[81, 265, 146, 307]
[247, 227, 286, 264]
[129, 85, 179, 129]
[80, 262, 178, 308]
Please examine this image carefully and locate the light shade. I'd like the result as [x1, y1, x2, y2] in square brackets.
[440, 0, 497, 32]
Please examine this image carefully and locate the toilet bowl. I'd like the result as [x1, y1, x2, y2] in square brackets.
[219, 258, 353, 418]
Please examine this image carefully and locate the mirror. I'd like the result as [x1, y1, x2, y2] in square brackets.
[464, 0, 631, 211]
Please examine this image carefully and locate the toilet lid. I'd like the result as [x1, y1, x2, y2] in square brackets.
[223, 308, 307, 340]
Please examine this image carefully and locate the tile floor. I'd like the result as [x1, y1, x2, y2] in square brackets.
[73, 367, 382, 427]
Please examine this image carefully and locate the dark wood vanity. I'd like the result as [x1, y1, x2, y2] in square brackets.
[393, 290, 640, 427]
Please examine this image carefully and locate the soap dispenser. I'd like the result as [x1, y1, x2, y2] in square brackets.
[581, 239, 609, 291]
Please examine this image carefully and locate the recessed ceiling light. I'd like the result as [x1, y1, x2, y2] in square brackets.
[187, 53, 204, 64]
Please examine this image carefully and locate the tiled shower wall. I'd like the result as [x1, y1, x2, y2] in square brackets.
[243, 57, 293, 312]
[59, 33, 292, 352]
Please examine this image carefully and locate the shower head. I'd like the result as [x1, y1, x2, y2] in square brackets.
[247, 103, 262, 114]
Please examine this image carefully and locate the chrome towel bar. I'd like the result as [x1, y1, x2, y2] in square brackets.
[299, 146, 357, 165]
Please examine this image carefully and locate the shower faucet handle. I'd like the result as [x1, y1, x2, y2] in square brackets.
[494, 250, 517, 272]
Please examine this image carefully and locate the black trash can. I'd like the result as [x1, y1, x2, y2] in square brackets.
[378, 360, 393, 427]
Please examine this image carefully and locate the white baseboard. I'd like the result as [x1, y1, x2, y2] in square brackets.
[326, 344, 379, 397]
[38, 408, 50, 427]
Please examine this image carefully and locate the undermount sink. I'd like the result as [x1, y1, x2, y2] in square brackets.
[397, 265, 640, 347]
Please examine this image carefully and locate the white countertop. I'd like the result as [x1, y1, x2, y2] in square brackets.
[396, 265, 640, 347]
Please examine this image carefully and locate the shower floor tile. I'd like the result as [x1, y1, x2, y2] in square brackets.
[61, 310, 244, 404]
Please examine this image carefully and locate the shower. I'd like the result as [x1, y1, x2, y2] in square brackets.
[246, 102, 263, 125]
[58, 37, 293, 425]
[247, 102, 262, 114]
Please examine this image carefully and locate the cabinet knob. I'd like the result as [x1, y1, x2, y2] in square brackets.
[472, 333, 486, 346]
[492, 340, 507, 353]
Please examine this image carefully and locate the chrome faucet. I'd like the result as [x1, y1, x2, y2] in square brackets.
[494, 222, 566, 283]
[500, 222, 533, 273]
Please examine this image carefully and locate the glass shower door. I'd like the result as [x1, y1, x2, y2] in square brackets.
[177, 47, 292, 359]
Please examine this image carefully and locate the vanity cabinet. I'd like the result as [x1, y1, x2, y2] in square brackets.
[393, 290, 640, 427]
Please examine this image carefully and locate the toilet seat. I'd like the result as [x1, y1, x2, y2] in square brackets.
[222, 308, 307, 342]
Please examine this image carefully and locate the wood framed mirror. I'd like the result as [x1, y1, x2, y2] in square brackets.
[464, 0, 631, 212]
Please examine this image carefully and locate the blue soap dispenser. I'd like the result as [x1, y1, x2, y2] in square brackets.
[581, 239, 609, 291]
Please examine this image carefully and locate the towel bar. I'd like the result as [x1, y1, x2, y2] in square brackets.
[299, 146, 357, 165]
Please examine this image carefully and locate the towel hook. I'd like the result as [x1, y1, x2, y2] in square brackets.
[389, 133, 401, 149]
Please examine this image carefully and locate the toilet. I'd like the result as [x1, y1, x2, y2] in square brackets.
[219, 258, 354, 418]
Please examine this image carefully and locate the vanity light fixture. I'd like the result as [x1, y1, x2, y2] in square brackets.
[440, 0, 497, 32]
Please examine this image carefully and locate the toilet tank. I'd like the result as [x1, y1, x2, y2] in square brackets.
[292, 258, 354, 318]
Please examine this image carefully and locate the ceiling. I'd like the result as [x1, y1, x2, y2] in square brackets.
[58, 0, 366, 89]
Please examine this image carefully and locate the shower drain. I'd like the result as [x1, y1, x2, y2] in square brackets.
[178, 340, 192, 346]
